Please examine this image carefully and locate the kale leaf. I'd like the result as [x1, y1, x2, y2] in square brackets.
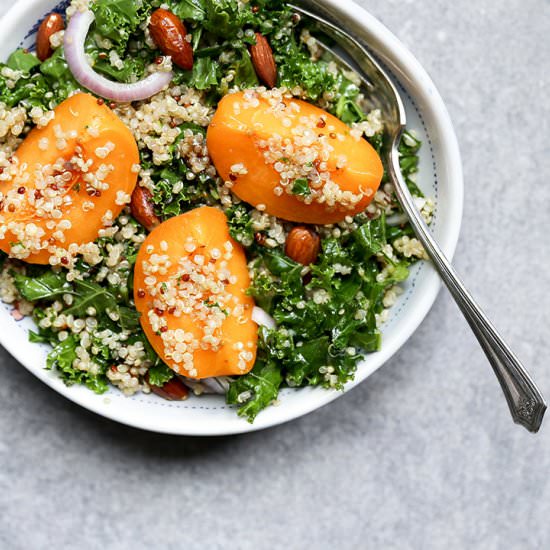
[91, 0, 152, 51]
[7, 50, 41, 73]
[353, 213, 387, 258]
[0, 47, 78, 110]
[46, 335, 109, 394]
[14, 271, 69, 301]
[291, 178, 311, 197]
[189, 57, 219, 90]
[92, 55, 147, 84]
[232, 50, 259, 89]
[169, 0, 206, 21]
[399, 131, 424, 196]
[334, 74, 365, 124]
[226, 204, 254, 247]
[277, 47, 337, 102]
[227, 356, 283, 422]
[203, 0, 253, 37]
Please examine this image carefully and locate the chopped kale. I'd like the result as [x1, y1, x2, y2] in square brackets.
[91, 0, 151, 51]
[189, 57, 219, 90]
[46, 334, 109, 394]
[146, 158, 219, 219]
[202, 0, 253, 38]
[291, 178, 311, 197]
[7, 49, 41, 73]
[168, 0, 206, 21]
[226, 204, 255, 247]
[232, 212, 413, 421]
[227, 355, 283, 422]
[14, 271, 69, 301]
[399, 131, 424, 197]
[334, 74, 365, 124]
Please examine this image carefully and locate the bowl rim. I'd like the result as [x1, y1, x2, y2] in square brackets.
[0, 0, 463, 436]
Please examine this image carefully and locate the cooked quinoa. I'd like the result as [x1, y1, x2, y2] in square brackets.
[0, 0, 431, 421]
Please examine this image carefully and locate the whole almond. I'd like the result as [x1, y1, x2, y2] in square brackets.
[130, 186, 161, 232]
[149, 8, 194, 70]
[285, 226, 321, 266]
[36, 13, 65, 62]
[146, 373, 189, 401]
[250, 33, 277, 88]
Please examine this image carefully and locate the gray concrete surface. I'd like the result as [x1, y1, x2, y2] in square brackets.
[1, 1, 550, 549]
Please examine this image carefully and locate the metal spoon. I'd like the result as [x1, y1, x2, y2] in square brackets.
[290, 3, 546, 432]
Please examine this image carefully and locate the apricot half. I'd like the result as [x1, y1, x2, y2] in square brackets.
[0, 93, 139, 264]
[134, 206, 258, 379]
[206, 90, 384, 224]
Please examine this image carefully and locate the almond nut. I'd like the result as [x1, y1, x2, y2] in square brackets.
[149, 8, 194, 70]
[250, 33, 277, 88]
[285, 226, 321, 266]
[146, 373, 189, 401]
[36, 13, 65, 62]
[130, 186, 161, 232]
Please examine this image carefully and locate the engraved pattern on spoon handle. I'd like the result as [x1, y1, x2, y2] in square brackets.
[388, 142, 546, 432]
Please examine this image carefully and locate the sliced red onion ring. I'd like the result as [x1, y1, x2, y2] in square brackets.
[252, 306, 276, 330]
[64, 10, 173, 102]
[181, 377, 231, 395]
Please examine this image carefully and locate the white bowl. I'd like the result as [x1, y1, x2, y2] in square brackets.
[0, 0, 463, 435]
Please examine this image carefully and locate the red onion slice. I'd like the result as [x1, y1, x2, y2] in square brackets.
[64, 10, 173, 102]
[252, 306, 276, 330]
[182, 377, 232, 395]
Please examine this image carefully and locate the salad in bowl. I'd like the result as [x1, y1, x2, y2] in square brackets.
[0, 0, 435, 423]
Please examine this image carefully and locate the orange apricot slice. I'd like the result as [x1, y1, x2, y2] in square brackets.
[206, 90, 384, 224]
[134, 206, 258, 379]
[0, 92, 139, 264]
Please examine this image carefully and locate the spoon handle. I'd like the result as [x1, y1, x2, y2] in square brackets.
[388, 142, 546, 432]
